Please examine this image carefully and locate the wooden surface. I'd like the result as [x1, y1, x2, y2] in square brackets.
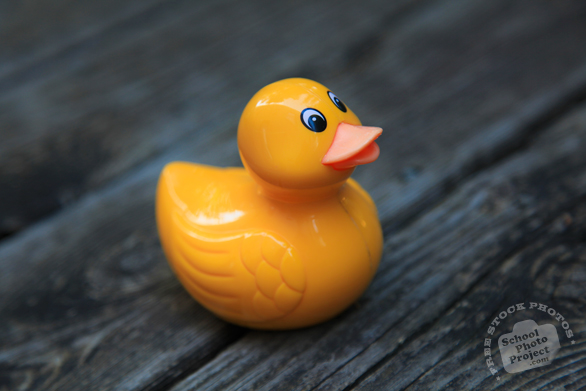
[1, 0, 585, 390]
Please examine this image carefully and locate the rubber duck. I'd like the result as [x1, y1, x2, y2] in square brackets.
[156, 78, 383, 329]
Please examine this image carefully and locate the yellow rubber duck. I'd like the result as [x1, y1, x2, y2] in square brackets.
[156, 78, 383, 329]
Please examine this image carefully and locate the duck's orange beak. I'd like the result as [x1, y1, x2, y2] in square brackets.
[321, 123, 383, 171]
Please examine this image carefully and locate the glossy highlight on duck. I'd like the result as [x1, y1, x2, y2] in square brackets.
[156, 78, 384, 329]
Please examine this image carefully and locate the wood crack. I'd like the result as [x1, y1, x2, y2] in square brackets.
[331, 233, 532, 391]
[138, 329, 248, 391]
[3, 1, 586, 389]
[342, 194, 586, 390]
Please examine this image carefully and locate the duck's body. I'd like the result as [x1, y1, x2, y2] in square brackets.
[157, 78, 384, 329]
[157, 163, 382, 329]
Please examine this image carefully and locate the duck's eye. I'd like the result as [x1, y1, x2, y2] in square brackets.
[327, 91, 347, 112]
[300, 108, 327, 132]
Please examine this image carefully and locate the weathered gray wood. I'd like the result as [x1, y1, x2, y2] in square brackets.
[350, 0, 586, 232]
[328, 107, 586, 391]
[170, 89, 586, 391]
[5, 0, 586, 240]
[383, 213, 586, 391]
[0, 0, 167, 71]
[0, 135, 244, 391]
[2, 0, 586, 389]
[0, 0, 415, 234]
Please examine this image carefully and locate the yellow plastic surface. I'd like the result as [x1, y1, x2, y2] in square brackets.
[156, 78, 383, 329]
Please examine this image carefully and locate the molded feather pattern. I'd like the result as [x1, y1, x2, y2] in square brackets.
[170, 210, 305, 323]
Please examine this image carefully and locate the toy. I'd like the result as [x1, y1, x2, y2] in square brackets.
[156, 78, 383, 329]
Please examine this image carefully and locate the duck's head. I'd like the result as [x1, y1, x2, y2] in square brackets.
[238, 78, 382, 200]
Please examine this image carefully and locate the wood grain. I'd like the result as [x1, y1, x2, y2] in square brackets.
[171, 88, 586, 391]
[0, 0, 168, 70]
[0, 135, 244, 391]
[1, 0, 586, 390]
[0, 0, 415, 234]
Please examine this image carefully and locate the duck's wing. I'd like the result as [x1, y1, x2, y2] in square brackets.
[156, 162, 306, 324]
[171, 212, 305, 323]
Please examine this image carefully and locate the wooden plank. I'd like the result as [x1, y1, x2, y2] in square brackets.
[170, 92, 586, 391]
[2, 0, 586, 389]
[5, 0, 586, 240]
[347, 0, 586, 231]
[0, 0, 169, 71]
[0, 0, 415, 235]
[321, 106, 586, 391]
[364, 206, 586, 391]
[0, 135, 245, 391]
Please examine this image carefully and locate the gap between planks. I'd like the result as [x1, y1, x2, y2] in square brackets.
[3, 1, 586, 389]
[342, 194, 586, 391]
[307, 75, 586, 391]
